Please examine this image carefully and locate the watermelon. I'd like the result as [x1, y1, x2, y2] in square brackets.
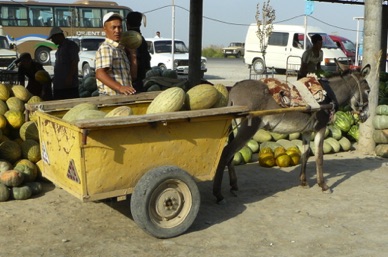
[120, 30, 142, 49]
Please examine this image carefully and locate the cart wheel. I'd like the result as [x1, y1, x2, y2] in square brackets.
[130, 166, 200, 239]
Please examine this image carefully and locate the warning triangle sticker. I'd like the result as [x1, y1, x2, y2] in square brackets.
[67, 159, 80, 184]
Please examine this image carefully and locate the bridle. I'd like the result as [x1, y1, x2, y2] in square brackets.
[346, 72, 368, 114]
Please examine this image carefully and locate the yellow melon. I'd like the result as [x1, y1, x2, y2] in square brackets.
[4, 110, 25, 129]
[0, 84, 10, 101]
[11, 85, 32, 102]
[120, 30, 143, 49]
[276, 153, 292, 167]
[258, 152, 275, 167]
[212, 83, 229, 108]
[185, 84, 219, 110]
[35, 70, 51, 84]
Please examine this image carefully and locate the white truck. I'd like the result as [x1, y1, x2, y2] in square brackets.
[0, 26, 18, 71]
[244, 24, 350, 74]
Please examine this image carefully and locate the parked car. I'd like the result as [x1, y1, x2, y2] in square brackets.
[222, 42, 245, 58]
[50, 36, 105, 77]
[146, 38, 207, 77]
[0, 33, 18, 70]
[329, 35, 356, 65]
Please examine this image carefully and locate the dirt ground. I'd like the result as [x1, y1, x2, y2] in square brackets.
[1, 150, 387, 257]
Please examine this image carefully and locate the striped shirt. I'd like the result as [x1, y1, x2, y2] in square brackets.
[95, 38, 132, 95]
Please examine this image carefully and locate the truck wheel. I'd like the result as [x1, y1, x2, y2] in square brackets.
[236, 52, 241, 58]
[35, 47, 51, 65]
[82, 63, 93, 77]
[252, 58, 266, 74]
[130, 166, 200, 239]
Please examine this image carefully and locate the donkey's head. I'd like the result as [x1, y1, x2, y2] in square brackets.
[335, 59, 371, 122]
[348, 64, 371, 122]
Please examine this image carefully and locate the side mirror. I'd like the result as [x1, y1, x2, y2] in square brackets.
[9, 43, 16, 50]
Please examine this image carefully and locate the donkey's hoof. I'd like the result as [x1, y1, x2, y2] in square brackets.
[230, 188, 238, 197]
[322, 187, 333, 194]
[299, 183, 310, 189]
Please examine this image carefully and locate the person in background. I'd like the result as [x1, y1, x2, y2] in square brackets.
[16, 52, 52, 100]
[298, 34, 323, 79]
[95, 12, 135, 95]
[126, 11, 151, 92]
[298, 33, 338, 111]
[47, 26, 79, 100]
[154, 31, 161, 38]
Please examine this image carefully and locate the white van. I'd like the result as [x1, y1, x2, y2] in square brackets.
[244, 24, 350, 74]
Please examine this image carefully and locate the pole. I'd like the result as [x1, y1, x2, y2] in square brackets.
[303, 15, 307, 50]
[171, 0, 175, 70]
[353, 17, 364, 67]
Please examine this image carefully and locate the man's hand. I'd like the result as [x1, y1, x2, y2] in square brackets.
[119, 85, 136, 95]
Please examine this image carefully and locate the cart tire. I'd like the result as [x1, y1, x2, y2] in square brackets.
[130, 166, 200, 238]
[252, 58, 266, 74]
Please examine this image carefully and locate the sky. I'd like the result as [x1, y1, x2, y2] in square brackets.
[36, 0, 365, 47]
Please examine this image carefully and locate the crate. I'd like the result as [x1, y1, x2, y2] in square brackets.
[0, 70, 19, 85]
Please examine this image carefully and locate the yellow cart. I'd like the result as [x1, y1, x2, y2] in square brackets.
[26, 92, 250, 238]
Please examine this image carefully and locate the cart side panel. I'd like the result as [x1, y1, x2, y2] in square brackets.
[37, 113, 86, 200]
[83, 117, 231, 198]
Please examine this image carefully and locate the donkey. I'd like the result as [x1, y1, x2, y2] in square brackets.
[213, 64, 371, 203]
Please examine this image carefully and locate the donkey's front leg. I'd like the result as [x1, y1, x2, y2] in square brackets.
[314, 127, 331, 192]
[299, 132, 311, 188]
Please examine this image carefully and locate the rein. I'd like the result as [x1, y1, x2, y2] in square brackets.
[342, 72, 366, 113]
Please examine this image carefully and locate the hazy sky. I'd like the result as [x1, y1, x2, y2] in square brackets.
[37, 0, 365, 47]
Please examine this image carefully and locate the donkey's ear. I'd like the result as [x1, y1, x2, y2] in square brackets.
[334, 58, 349, 73]
[361, 64, 371, 77]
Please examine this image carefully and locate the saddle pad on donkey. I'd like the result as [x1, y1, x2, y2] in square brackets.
[260, 75, 326, 109]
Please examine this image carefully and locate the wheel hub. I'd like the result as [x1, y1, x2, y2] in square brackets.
[155, 188, 184, 220]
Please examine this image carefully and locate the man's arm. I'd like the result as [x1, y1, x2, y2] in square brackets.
[95, 68, 136, 95]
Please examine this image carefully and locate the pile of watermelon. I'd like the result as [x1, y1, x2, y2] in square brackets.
[0, 83, 44, 202]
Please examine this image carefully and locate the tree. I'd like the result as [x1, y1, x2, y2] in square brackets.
[255, 0, 276, 68]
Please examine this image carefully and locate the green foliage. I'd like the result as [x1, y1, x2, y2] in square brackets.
[202, 45, 223, 58]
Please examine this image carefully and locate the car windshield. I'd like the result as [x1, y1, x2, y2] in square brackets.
[154, 40, 188, 53]
[342, 39, 356, 53]
[230, 43, 243, 47]
[308, 33, 338, 49]
[80, 38, 105, 51]
[0, 36, 10, 49]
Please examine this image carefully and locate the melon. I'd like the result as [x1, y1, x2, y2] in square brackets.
[120, 30, 143, 49]
[4, 110, 25, 129]
[19, 121, 39, 141]
[14, 159, 38, 182]
[35, 70, 51, 84]
[105, 106, 133, 118]
[11, 85, 32, 102]
[338, 136, 352, 151]
[233, 152, 243, 165]
[373, 115, 388, 130]
[12, 185, 32, 200]
[73, 109, 106, 121]
[83, 76, 97, 92]
[0, 183, 10, 202]
[0, 159, 12, 172]
[0, 169, 24, 187]
[0, 140, 22, 163]
[62, 103, 98, 122]
[286, 148, 301, 166]
[147, 84, 161, 92]
[246, 139, 259, 153]
[376, 105, 388, 115]
[212, 84, 229, 108]
[253, 129, 272, 143]
[25, 181, 43, 195]
[146, 87, 185, 114]
[0, 100, 8, 115]
[276, 153, 292, 167]
[258, 152, 275, 167]
[146, 68, 162, 78]
[27, 95, 43, 104]
[21, 139, 41, 163]
[0, 114, 7, 129]
[273, 146, 286, 159]
[6, 96, 25, 112]
[185, 84, 219, 110]
[0, 83, 11, 101]
[239, 146, 252, 163]
[162, 69, 178, 79]
[375, 144, 388, 158]
[325, 137, 341, 153]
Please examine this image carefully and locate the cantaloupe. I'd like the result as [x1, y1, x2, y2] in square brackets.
[212, 84, 229, 108]
[0, 169, 24, 187]
[73, 109, 106, 121]
[146, 87, 185, 114]
[6, 96, 25, 112]
[35, 70, 51, 85]
[120, 30, 143, 49]
[185, 84, 219, 110]
[105, 106, 133, 118]
[0, 83, 11, 101]
[62, 103, 98, 122]
[11, 85, 32, 102]
[4, 110, 25, 129]
[0, 100, 8, 115]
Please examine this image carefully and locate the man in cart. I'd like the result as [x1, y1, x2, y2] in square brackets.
[95, 12, 136, 96]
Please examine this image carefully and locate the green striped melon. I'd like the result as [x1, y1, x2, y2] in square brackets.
[185, 84, 219, 110]
[0, 140, 22, 163]
[120, 30, 142, 49]
[12, 185, 32, 200]
[11, 85, 32, 102]
[21, 139, 41, 163]
[62, 103, 98, 122]
[19, 121, 39, 141]
[376, 105, 388, 115]
[146, 87, 185, 114]
[105, 106, 133, 118]
[324, 137, 341, 153]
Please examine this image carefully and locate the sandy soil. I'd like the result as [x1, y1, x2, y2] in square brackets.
[1, 150, 387, 257]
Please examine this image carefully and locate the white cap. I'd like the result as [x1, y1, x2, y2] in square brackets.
[103, 12, 123, 26]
